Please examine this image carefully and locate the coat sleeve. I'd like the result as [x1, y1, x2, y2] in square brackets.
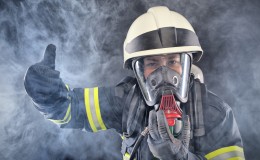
[191, 91, 245, 160]
[30, 76, 135, 134]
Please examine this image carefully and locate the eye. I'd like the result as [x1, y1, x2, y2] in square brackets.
[145, 62, 157, 67]
[168, 60, 177, 65]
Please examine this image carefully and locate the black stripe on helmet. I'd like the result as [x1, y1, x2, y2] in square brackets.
[125, 27, 201, 54]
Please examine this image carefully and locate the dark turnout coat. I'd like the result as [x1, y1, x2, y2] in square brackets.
[28, 76, 244, 160]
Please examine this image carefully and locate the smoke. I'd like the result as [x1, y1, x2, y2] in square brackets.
[0, 0, 260, 159]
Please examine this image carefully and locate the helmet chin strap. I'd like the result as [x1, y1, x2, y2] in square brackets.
[158, 94, 183, 136]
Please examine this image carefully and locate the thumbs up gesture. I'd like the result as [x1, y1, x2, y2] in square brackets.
[39, 44, 57, 69]
[24, 44, 67, 105]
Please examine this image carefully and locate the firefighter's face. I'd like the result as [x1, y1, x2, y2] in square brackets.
[143, 54, 182, 79]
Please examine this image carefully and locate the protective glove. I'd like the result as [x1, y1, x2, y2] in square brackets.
[24, 44, 68, 107]
[148, 110, 191, 160]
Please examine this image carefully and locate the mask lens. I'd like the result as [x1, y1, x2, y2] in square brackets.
[143, 54, 182, 79]
[133, 53, 191, 106]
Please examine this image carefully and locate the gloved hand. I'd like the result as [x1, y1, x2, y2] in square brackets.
[148, 110, 191, 160]
[24, 44, 67, 106]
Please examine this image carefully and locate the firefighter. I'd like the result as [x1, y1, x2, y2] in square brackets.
[24, 6, 245, 160]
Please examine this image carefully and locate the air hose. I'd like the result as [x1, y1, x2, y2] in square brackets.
[129, 127, 149, 160]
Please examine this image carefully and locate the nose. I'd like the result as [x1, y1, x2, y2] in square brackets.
[160, 57, 167, 66]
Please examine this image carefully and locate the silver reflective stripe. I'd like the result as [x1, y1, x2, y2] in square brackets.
[89, 88, 102, 130]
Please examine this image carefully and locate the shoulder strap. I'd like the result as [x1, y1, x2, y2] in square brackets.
[193, 79, 206, 137]
[122, 84, 136, 133]
[186, 77, 207, 138]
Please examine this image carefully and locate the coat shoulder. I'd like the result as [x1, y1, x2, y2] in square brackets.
[203, 90, 231, 132]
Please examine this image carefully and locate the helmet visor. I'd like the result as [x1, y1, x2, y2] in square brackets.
[132, 53, 191, 106]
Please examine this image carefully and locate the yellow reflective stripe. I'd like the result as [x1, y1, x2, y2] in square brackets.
[125, 153, 130, 158]
[48, 103, 71, 124]
[84, 88, 97, 132]
[84, 87, 107, 132]
[65, 84, 70, 90]
[123, 153, 130, 160]
[94, 87, 107, 130]
[123, 152, 136, 160]
[205, 146, 244, 160]
[48, 84, 71, 124]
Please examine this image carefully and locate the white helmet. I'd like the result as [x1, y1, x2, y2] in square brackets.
[123, 6, 203, 106]
[123, 6, 203, 69]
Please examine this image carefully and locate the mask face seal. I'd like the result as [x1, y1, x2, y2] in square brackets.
[132, 53, 191, 106]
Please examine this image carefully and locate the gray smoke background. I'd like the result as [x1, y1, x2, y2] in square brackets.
[0, 0, 259, 159]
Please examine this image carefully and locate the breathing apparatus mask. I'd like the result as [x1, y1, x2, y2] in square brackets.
[132, 53, 192, 136]
[132, 53, 191, 106]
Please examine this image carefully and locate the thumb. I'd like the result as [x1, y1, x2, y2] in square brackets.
[40, 44, 56, 69]
[181, 115, 191, 147]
